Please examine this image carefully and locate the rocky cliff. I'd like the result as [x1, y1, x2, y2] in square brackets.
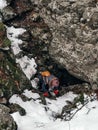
[0, 0, 98, 129]
[1, 0, 98, 88]
[33, 0, 98, 87]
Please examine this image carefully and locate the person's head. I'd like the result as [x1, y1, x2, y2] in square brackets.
[39, 66, 46, 72]
[51, 78, 59, 87]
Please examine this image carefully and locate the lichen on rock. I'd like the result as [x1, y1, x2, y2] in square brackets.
[0, 104, 17, 130]
[31, 0, 98, 88]
[0, 22, 32, 99]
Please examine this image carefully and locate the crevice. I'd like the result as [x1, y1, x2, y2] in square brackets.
[43, 57, 89, 87]
[3, 9, 33, 26]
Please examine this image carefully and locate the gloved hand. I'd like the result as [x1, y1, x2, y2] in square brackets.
[53, 90, 59, 96]
[34, 78, 39, 83]
[43, 92, 49, 97]
[53, 90, 59, 95]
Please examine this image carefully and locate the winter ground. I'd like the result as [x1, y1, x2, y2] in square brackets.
[9, 91, 98, 130]
[0, 0, 7, 10]
[1, 1, 98, 130]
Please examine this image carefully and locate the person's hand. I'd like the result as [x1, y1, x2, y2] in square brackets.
[34, 78, 39, 83]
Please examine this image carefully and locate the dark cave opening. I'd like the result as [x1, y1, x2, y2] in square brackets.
[52, 66, 86, 87]
[44, 58, 89, 87]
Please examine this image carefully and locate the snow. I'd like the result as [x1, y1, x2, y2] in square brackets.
[23, 89, 40, 99]
[16, 56, 37, 79]
[70, 100, 98, 130]
[46, 92, 76, 113]
[7, 26, 37, 82]
[0, 0, 7, 10]
[7, 26, 26, 55]
[9, 91, 75, 130]
[9, 90, 98, 130]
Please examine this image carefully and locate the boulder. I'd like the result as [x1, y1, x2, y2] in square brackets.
[30, 0, 98, 87]
[10, 0, 33, 14]
[6, 0, 12, 5]
[0, 104, 10, 114]
[0, 97, 7, 104]
[9, 103, 26, 116]
[1, 0, 98, 88]
[1, 6, 17, 22]
[8, 9, 52, 65]
[0, 104, 17, 130]
[1, 0, 33, 22]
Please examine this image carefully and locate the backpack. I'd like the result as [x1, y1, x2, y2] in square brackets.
[41, 71, 51, 77]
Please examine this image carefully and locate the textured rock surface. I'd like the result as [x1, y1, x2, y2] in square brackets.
[0, 104, 17, 130]
[1, 1, 52, 68]
[0, 22, 32, 99]
[1, 0, 98, 87]
[30, 0, 98, 86]
[9, 103, 26, 116]
[1, 6, 17, 21]
[6, 0, 12, 5]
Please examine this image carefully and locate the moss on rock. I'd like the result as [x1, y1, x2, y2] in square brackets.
[3, 37, 11, 47]
[0, 22, 32, 99]
[0, 50, 32, 98]
[0, 22, 11, 48]
[0, 22, 5, 31]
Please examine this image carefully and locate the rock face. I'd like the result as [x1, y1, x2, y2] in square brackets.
[0, 104, 17, 130]
[1, 0, 52, 69]
[1, 6, 17, 21]
[0, 22, 32, 99]
[30, 0, 98, 86]
[1, 0, 98, 87]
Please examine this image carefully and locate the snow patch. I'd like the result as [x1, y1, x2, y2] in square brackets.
[6, 26, 37, 83]
[7, 26, 26, 55]
[9, 92, 98, 130]
[9, 93, 71, 130]
[46, 92, 76, 114]
[23, 89, 40, 99]
[0, 0, 7, 10]
[16, 56, 37, 79]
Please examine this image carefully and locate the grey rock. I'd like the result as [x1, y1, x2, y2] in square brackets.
[9, 0, 33, 14]
[30, 27, 51, 44]
[83, 7, 98, 29]
[31, 0, 98, 87]
[0, 98, 7, 104]
[0, 104, 10, 114]
[9, 103, 26, 116]
[18, 31, 31, 42]
[1, 6, 17, 21]
[30, 13, 41, 22]
[0, 104, 17, 130]
[0, 113, 17, 130]
[0, 89, 4, 97]
[1, 0, 98, 89]
[6, 0, 12, 5]
[0, 13, 3, 21]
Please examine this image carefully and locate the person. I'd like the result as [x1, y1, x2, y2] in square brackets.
[31, 70, 60, 97]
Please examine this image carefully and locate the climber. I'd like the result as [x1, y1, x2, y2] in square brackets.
[31, 70, 60, 97]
